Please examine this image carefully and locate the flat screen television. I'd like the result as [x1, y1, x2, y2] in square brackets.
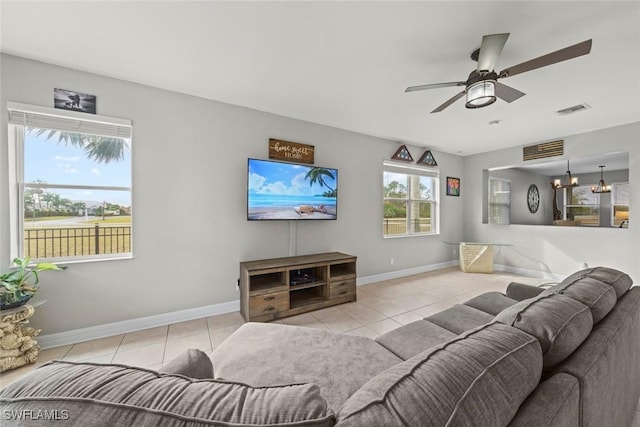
[247, 158, 338, 220]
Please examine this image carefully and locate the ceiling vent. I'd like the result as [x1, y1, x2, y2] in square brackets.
[556, 103, 591, 116]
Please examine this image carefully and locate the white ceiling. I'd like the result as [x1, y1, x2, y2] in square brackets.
[1, 1, 639, 156]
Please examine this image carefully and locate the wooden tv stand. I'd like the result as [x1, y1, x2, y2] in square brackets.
[239, 252, 357, 322]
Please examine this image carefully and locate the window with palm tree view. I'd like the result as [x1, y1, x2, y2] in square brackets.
[383, 162, 438, 237]
[9, 105, 132, 261]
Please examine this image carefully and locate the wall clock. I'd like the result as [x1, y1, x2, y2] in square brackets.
[527, 184, 540, 213]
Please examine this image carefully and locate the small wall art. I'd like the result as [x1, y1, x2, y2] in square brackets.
[417, 149, 438, 166]
[391, 144, 414, 162]
[268, 138, 315, 164]
[54, 88, 96, 114]
[446, 177, 460, 196]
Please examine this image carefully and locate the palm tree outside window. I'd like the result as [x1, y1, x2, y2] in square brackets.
[8, 103, 132, 262]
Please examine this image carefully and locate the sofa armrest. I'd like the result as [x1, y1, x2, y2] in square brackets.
[508, 373, 579, 427]
[506, 282, 546, 301]
[160, 348, 213, 379]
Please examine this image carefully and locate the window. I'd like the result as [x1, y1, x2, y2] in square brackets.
[383, 161, 438, 237]
[565, 187, 599, 226]
[611, 182, 630, 227]
[488, 178, 510, 224]
[8, 102, 132, 262]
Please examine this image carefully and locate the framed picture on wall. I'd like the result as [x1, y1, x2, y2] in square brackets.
[54, 88, 97, 114]
[446, 177, 460, 196]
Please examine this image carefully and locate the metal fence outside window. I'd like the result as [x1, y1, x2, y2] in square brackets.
[23, 224, 131, 259]
[383, 218, 431, 235]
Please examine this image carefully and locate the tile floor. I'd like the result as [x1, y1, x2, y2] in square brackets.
[1, 266, 639, 425]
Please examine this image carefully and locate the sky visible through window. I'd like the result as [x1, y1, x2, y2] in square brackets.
[24, 131, 131, 207]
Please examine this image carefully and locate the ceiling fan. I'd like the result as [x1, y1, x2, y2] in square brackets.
[405, 33, 592, 113]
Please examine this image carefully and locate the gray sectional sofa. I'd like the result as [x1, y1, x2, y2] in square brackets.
[1, 266, 638, 426]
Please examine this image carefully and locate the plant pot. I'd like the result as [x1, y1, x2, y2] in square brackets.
[0, 293, 34, 310]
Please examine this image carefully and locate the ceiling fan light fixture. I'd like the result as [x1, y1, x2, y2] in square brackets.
[465, 80, 496, 109]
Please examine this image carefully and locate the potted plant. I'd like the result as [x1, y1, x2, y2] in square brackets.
[0, 257, 66, 310]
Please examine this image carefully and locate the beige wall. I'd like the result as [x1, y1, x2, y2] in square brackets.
[0, 54, 464, 335]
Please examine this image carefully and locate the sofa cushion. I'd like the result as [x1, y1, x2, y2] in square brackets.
[463, 291, 519, 315]
[425, 304, 495, 334]
[541, 277, 617, 324]
[0, 360, 334, 427]
[495, 293, 593, 369]
[561, 266, 633, 298]
[336, 323, 542, 427]
[376, 320, 457, 360]
[160, 348, 213, 379]
[506, 282, 546, 301]
[212, 322, 401, 412]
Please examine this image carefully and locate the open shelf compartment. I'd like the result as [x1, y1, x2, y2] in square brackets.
[290, 286, 327, 310]
[249, 272, 287, 296]
[330, 262, 356, 281]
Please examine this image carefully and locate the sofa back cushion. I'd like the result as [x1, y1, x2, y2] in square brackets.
[0, 361, 334, 427]
[495, 293, 593, 369]
[336, 323, 542, 427]
[542, 277, 617, 324]
[561, 266, 633, 299]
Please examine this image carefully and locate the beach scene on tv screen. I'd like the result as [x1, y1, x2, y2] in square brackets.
[248, 159, 337, 220]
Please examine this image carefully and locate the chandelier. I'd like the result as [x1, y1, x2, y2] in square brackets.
[553, 160, 579, 189]
[591, 165, 611, 193]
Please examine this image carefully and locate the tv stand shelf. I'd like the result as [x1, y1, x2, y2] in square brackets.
[240, 252, 357, 322]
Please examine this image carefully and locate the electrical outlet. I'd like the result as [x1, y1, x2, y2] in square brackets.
[390, 258, 395, 265]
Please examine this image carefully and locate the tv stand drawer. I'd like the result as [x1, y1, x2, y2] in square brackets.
[330, 280, 356, 299]
[249, 291, 289, 317]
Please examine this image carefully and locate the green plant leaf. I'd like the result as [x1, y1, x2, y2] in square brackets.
[34, 263, 66, 271]
[1, 257, 66, 295]
[1, 282, 19, 292]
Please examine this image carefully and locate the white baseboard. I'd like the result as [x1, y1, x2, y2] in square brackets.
[38, 300, 240, 350]
[494, 264, 566, 282]
[38, 260, 458, 349]
[357, 260, 459, 286]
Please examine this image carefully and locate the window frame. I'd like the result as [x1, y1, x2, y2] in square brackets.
[564, 186, 600, 226]
[488, 177, 510, 225]
[382, 161, 439, 238]
[7, 102, 133, 263]
[611, 181, 630, 227]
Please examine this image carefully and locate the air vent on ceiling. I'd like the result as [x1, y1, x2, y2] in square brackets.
[556, 103, 591, 116]
[523, 140, 564, 161]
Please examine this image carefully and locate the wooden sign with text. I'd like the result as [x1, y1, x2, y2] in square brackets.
[269, 139, 315, 164]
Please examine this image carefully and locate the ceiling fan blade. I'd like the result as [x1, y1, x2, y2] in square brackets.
[431, 90, 466, 113]
[405, 81, 465, 93]
[499, 39, 592, 78]
[495, 82, 526, 103]
[477, 33, 510, 72]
